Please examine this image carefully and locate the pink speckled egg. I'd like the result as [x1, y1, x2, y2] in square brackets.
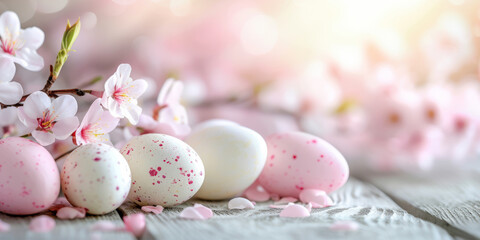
[257, 132, 349, 197]
[121, 134, 204, 207]
[61, 143, 131, 215]
[0, 137, 60, 215]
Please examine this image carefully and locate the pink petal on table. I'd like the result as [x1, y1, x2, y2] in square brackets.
[179, 204, 213, 220]
[269, 204, 288, 209]
[279, 203, 311, 218]
[299, 189, 333, 208]
[0, 219, 11, 232]
[228, 197, 255, 210]
[56, 207, 87, 219]
[141, 205, 164, 214]
[123, 213, 146, 237]
[329, 221, 360, 231]
[193, 204, 213, 218]
[243, 183, 270, 202]
[90, 221, 118, 231]
[49, 197, 73, 211]
[29, 216, 55, 232]
[274, 197, 298, 205]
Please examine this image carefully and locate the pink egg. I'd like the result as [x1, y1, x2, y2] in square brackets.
[257, 132, 349, 197]
[0, 137, 60, 215]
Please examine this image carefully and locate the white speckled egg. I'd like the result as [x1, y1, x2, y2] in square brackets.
[61, 143, 131, 215]
[0, 137, 60, 215]
[185, 122, 267, 200]
[121, 134, 204, 206]
[257, 132, 349, 197]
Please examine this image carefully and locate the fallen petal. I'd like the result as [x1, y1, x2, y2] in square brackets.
[179, 204, 213, 220]
[56, 207, 87, 219]
[279, 204, 310, 218]
[123, 213, 146, 237]
[193, 204, 213, 218]
[90, 221, 118, 231]
[330, 221, 360, 231]
[29, 216, 55, 232]
[0, 219, 10, 232]
[274, 197, 298, 205]
[269, 204, 288, 209]
[141, 205, 164, 214]
[243, 184, 270, 202]
[228, 197, 255, 210]
[299, 189, 333, 208]
[49, 197, 72, 211]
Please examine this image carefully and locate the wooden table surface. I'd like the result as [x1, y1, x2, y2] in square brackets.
[1, 167, 479, 240]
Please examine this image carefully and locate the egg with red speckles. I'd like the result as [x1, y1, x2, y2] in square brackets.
[121, 134, 205, 207]
[0, 137, 60, 215]
[257, 132, 349, 197]
[185, 122, 268, 200]
[61, 143, 131, 215]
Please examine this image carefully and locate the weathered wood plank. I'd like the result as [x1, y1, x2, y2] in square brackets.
[119, 178, 452, 240]
[363, 170, 480, 239]
[0, 210, 135, 240]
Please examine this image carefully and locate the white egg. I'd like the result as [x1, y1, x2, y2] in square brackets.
[185, 122, 268, 200]
[121, 134, 204, 207]
[61, 143, 131, 215]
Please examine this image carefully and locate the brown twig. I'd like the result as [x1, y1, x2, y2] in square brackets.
[41, 65, 57, 93]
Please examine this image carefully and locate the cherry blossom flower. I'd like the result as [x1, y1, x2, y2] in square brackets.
[101, 64, 147, 125]
[154, 78, 190, 137]
[0, 58, 22, 104]
[74, 98, 119, 145]
[0, 11, 44, 71]
[17, 91, 79, 146]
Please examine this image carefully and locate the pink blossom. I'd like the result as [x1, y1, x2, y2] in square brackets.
[0, 58, 22, 105]
[101, 64, 148, 125]
[18, 91, 79, 146]
[154, 78, 190, 137]
[74, 98, 119, 145]
[0, 11, 44, 71]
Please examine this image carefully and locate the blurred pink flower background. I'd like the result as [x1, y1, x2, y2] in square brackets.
[3, 0, 480, 172]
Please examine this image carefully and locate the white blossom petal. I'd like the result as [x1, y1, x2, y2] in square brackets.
[16, 107, 36, 132]
[19, 27, 44, 50]
[0, 11, 20, 41]
[52, 117, 79, 140]
[0, 82, 23, 104]
[115, 64, 132, 88]
[0, 58, 15, 82]
[15, 48, 44, 71]
[32, 130, 56, 146]
[121, 102, 142, 125]
[51, 95, 78, 120]
[23, 91, 51, 119]
[125, 79, 148, 99]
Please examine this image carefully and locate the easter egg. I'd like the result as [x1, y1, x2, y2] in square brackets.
[121, 134, 204, 206]
[61, 143, 131, 215]
[185, 122, 267, 200]
[257, 132, 349, 197]
[0, 137, 60, 215]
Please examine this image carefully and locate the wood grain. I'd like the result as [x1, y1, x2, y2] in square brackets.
[0, 210, 135, 240]
[119, 178, 452, 240]
[363, 170, 480, 239]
